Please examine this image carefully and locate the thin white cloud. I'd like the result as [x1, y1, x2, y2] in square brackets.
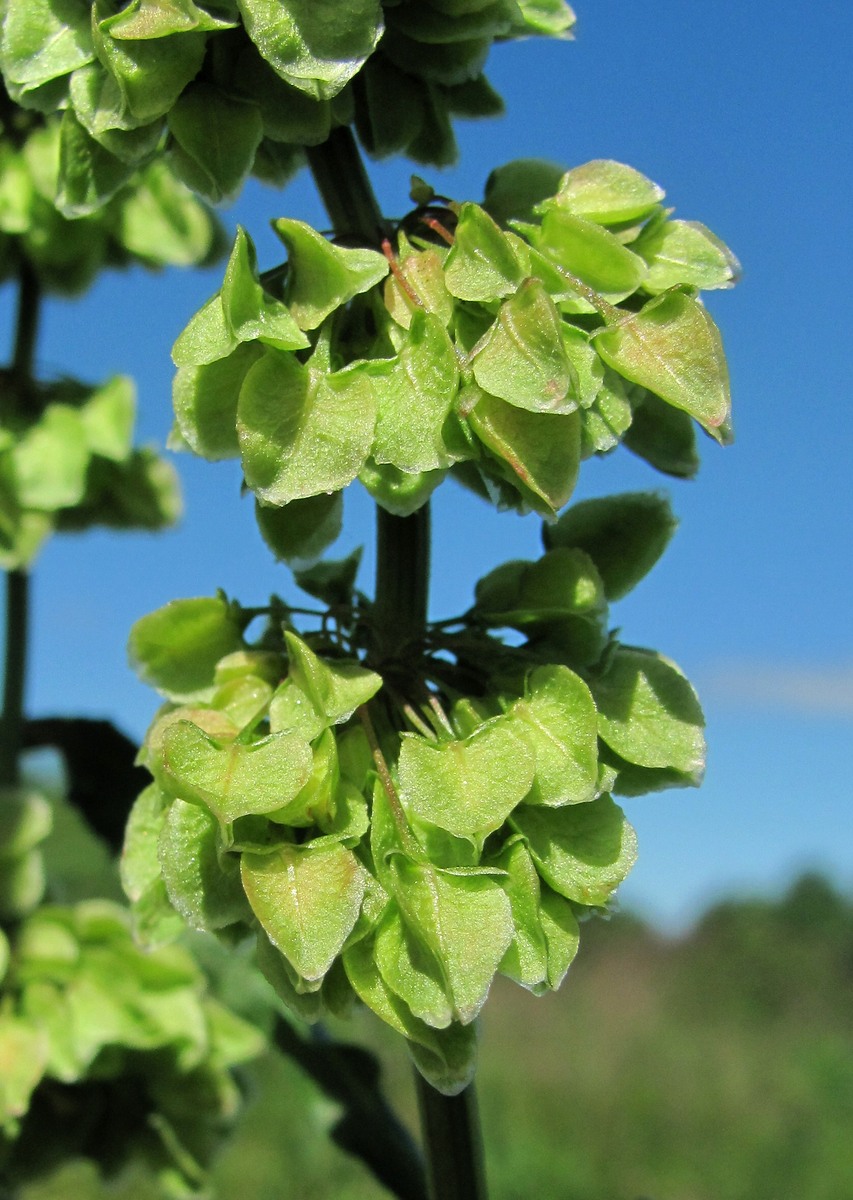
[703, 661, 853, 719]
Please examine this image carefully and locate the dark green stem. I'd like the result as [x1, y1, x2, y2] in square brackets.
[1, 265, 40, 786]
[415, 1073, 488, 1200]
[307, 124, 489, 1200]
[0, 570, 29, 787]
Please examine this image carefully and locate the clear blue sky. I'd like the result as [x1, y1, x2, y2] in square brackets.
[5, 1, 851, 928]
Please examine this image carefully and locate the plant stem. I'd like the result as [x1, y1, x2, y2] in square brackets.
[415, 1072, 489, 1200]
[0, 570, 29, 787]
[307, 124, 490, 1200]
[0, 264, 40, 786]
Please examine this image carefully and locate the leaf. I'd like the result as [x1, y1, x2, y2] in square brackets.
[242, 841, 367, 980]
[468, 388, 580, 515]
[488, 837, 549, 990]
[545, 160, 664, 225]
[539, 884, 580, 988]
[12, 405, 90, 511]
[483, 158, 566, 226]
[359, 460, 446, 517]
[268, 726, 338, 827]
[56, 109, 137, 215]
[510, 794, 637, 906]
[283, 632, 382, 731]
[342, 935, 479, 1095]
[173, 344, 264, 461]
[398, 715, 535, 841]
[544, 491, 678, 600]
[635, 218, 740, 294]
[370, 311, 461, 473]
[159, 798, 251, 930]
[273, 217, 388, 330]
[168, 83, 264, 203]
[474, 547, 606, 626]
[237, 349, 376, 504]
[220, 227, 310, 351]
[535, 209, 648, 300]
[622, 388, 700, 479]
[389, 856, 513, 1024]
[471, 279, 577, 413]
[593, 289, 731, 436]
[106, 0, 237, 38]
[592, 646, 705, 777]
[236, 0, 384, 99]
[443, 202, 524, 301]
[506, 664, 599, 806]
[293, 547, 361, 606]
[79, 376, 135, 462]
[0, 0, 94, 96]
[0, 851, 45, 920]
[161, 721, 313, 823]
[172, 295, 238, 368]
[0, 787, 52, 859]
[0, 1014, 48, 1128]
[383, 241, 454, 330]
[255, 491, 343, 567]
[94, 6, 206, 123]
[374, 904, 454, 1028]
[129, 596, 244, 703]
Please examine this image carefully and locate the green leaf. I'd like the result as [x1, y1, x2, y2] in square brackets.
[94, 4, 206, 123]
[220, 227, 310, 351]
[383, 241, 455, 330]
[359, 460, 446, 517]
[592, 646, 705, 777]
[622, 388, 700, 479]
[471, 279, 577, 413]
[159, 798, 251, 930]
[0, 0, 94, 97]
[474, 546, 606, 627]
[56, 109, 136, 216]
[511, 794, 637, 906]
[635, 218, 740, 294]
[539, 884, 580, 988]
[374, 904, 454, 1028]
[483, 158, 566, 226]
[0, 851, 45, 920]
[508, 0, 576, 38]
[0, 1014, 48, 1129]
[443, 202, 524, 301]
[273, 217, 388, 330]
[389, 856, 513, 1024]
[210, 674, 273, 733]
[128, 595, 244, 703]
[579, 370, 634, 457]
[544, 491, 677, 600]
[283, 632, 382, 731]
[545, 160, 664, 225]
[488, 837, 549, 990]
[57, 446, 182, 532]
[105, 0, 237, 38]
[237, 349, 376, 504]
[173, 344, 263, 460]
[382, 30, 490, 87]
[236, 0, 384, 99]
[293, 547, 361, 606]
[398, 715, 535, 841]
[506, 664, 598, 806]
[168, 83, 264, 203]
[232, 44, 332, 144]
[342, 935, 478, 1095]
[0, 787, 52, 858]
[468, 388, 580, 514]
[79, 376, 135, 462]
[535, 209, 648, 300]
[371, 311, 461, 473]
[268, 726, 337, 827]
[172, 295, 238, 368]
[161, 720, 313, 822]
[12, 405, 90, 511]
[593, 289, 731, 436]
[119, 784, 185, 946]
[242, 840, 367, 980]
[255, 491, 343, 567]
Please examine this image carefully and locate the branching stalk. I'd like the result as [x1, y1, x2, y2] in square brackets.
[308, 124, 490, 1200]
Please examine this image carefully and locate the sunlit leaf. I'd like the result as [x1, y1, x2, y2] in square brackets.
[242, 840, 367, 980]
[273, 217, 388, 330]
[128, 596, 244, 703]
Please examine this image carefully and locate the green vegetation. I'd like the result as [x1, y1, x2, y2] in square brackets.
[213, 872, 853, 1200]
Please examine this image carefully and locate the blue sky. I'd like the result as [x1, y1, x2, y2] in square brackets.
[5, 1, 851, 928]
